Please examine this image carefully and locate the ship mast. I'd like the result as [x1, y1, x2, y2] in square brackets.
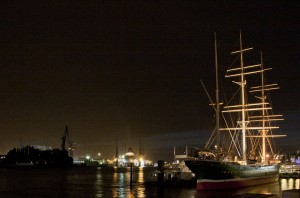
[239, 32, 247, 161]
[214, 32, 220, 150]
[222, 32, 263, 162]
[260, 53, 267, 162]
[116, 137, 119, 166]
[249, 53, 285, 163]
[219, 32, 285, 164]
[230, 32, 251, 161]
[202, 33, 222, 150]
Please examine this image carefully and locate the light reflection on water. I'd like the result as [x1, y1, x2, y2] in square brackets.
[194, 178, 300, 198]
[95, 169, 103, 197]
[138, 167, 144, 183]
[0, 167, 299, 197]
[94, 167, 299, 198]
[98, 166, 147, 198]
[280, 178, 299, 191]
[195, 181, 281, 198]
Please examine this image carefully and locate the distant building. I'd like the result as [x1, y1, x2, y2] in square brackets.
[117, 147, 135, 166]
[0, 155, 5, 165]
[116, 147, 153, 167]
[31, 145, 52, 151]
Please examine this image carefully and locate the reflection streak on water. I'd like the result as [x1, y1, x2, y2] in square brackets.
[112, 170, 118, 198]
[95, 169, 103, 198]
[138, 167, 144, 183]
[2, 168, 299, 197]
[109, 167, 146, 198]
[135, 167, 145, 197]
[119, 172, 126, 198]
[280, 178, 300, 191]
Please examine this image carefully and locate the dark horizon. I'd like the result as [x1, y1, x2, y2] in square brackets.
[0, 2, 299, 162]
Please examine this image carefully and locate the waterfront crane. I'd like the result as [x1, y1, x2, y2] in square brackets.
[61, 125, 74, 157]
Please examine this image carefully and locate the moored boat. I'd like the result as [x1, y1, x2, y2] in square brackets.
[185, 159, 279, 190]
[185, 32, 286, 190]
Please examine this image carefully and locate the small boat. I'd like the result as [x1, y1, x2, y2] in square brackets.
[150, 161, 195, 181]
[185, 32, 286, 190]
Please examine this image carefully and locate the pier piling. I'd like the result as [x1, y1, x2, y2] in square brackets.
[157, 160, 164, 186]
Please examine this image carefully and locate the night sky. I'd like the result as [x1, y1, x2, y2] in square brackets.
[0, 1, 299, 161]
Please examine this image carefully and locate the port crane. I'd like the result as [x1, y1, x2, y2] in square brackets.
[61, 125, 74, 157]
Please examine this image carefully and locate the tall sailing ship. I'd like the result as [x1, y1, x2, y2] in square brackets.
[185, 32, 286, 190]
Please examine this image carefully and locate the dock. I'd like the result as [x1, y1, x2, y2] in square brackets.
[279, 164, 300, 178]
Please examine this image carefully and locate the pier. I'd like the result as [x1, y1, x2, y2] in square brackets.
[280, 164, 300, 178]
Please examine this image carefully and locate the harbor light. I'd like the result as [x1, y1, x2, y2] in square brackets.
[139, 158, 145, 167]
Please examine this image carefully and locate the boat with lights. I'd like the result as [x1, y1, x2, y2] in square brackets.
[185, 32, 286, 190]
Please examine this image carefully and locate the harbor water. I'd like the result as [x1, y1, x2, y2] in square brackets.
[0, 167, 298, 197]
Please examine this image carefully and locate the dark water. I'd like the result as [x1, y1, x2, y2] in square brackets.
[0, 167, 299, 198]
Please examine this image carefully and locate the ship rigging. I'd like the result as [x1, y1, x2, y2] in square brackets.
[185, 32, 286, 190]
